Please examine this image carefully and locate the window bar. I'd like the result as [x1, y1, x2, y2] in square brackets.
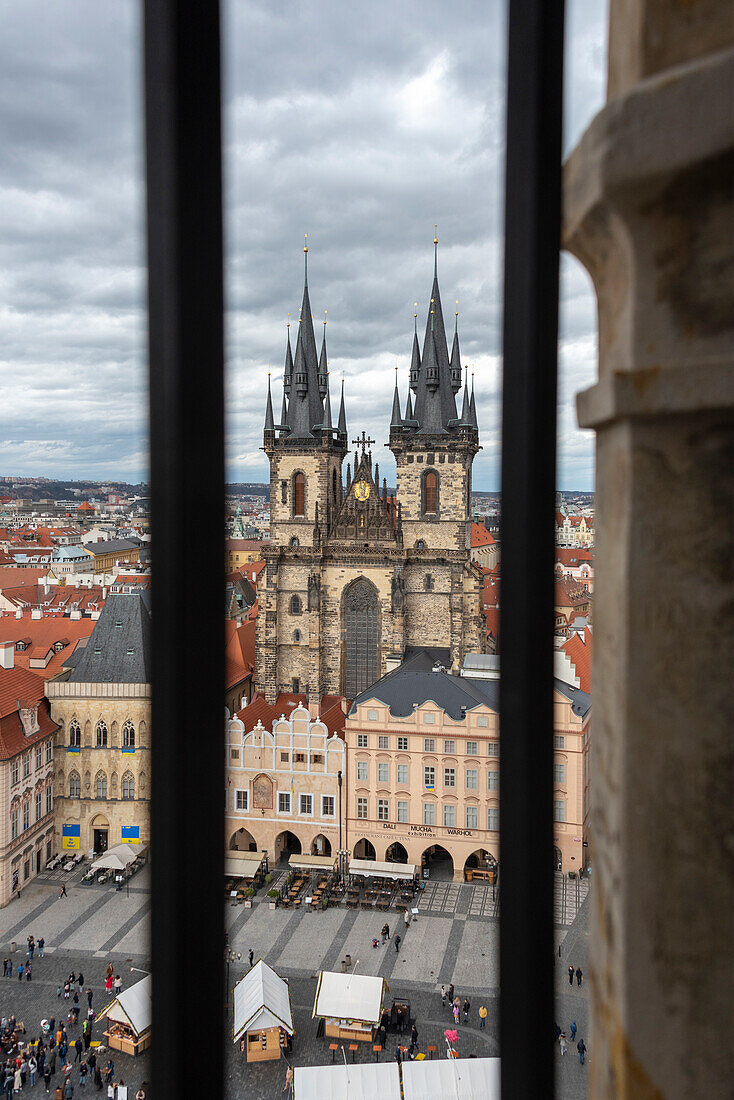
[144, 2, 225, 1097]
[499, 1, 565, 1096]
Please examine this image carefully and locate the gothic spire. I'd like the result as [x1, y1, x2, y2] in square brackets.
[409, 314, 422, 393]
[404, 386, 414, 422]
[469, 372, 478, 430]
[283, 319, 293, 395]
[412, 231, 459, 434]
[460, 365, 471, 423]
[322, 376, 333, 429]
[449, 303, 462, 394]
[318, 312, 328, 397]
[390, 366, 402, 428]
[283, 238, 323, 437]
[338, 378, 347, 435]
[264, 372, 274, 432]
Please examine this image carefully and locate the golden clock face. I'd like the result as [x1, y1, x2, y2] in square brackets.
[354, 479, 371, 501]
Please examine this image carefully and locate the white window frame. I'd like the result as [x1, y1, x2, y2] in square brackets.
[424, 765, 435, 789]
[377, 799, 389, 821]
[377, 762, 389, 783]
[368, 709, 379, 722]
[356, 761, 369, 782]
[11, 760, 19, 786]
[23, 802, 30, 831]
[423, 713, 435, 724]
[488, 807, 499, 831]
[488, 770, 499, 792]
[397, 800, 409, 823]
[299, 793, 313, 816]
[444, 767, 456, 788]
[466, 805, 478, 829]
[423, 802, 436, 826]
[356, 796, 368, 820]
[378, 735, 389, 749]
[35, 791, 42, 822]
[278, 791, 291, 814]
[553, 799, 566, 822]
[554, 735, 565, 749]
[424, 738, 435, 752]
[553, 763, 566, 783]
[443, 803, 456, 827]
[487, 742, 499, 757]
[35, 745, 43, 771]
[397, 736, 408, 750]
[10, 808, 19, 840]
[235, 789, 249, 812]
[397, 763, 409, 786]
[444, 740, 456, 754]
[466, 741, 478, 756]
[477, 715, 489, 728]
[357, 734, 368, 749]
[321, 795, 335, 817]
[46, 786, 52, 815]
[465, 768, 478, 790]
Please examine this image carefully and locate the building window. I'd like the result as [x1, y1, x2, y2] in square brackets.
[96, 774, 107, 800]
[423, 469, 438, 514]
[488, 807, 499, 832]
[378, 735, 389, 748]
[235, 789, 248, 811]
[554, 735, 565, 749]
[280, 752, 289, 762]
[553, 800, 566, 822]
[23, 803, 30, 831]
[122, 773, 135, 800]
[35, 745, 43, 771]
[477, 715, 489, 728]
[444, 768, 456, 788]
[554, 763, 566, 783]
[424, 766, 435, 790]
[415, 539, 426, 550]
[69, 719, 81, 747]
[290, 537, 299, 549]
[397, 763, 409, 785]
[322, 795, 335, 816]
[291, 594, 301, 615]
[357, 762, 369, 781]
[369, 710, 379, 722]
[299, 794, 313, 815]
[95, 721, 108, 748]
[488, 770, 499, 792]
[311, 754, 323, 765]
[357, 734, 368, 749]
[423, 802, 436, 826]
[280, 479, 288, 504]
[466, 805, 478, 829]
[487, 742, 499, 758]
[466, 741, 478, 756]
[24, 860, 30, 881]
[291, 678, 301, 693]
[69, 772, 81, 798]
[35, 791, 42, 821]
[342, 578, 380, 700]
[378, 763, 389, 783]
[10, 808, 18, 839]
[424, 713, 435, 724]
[11, 760, 19, 786]
[357, 797, 368, 819]
[397, 800, 409, 823]
[278, 792, 291, 813]
[293, 472, 305, 517]
[466, 769, 478, 790]
[122, 721, 135, 749]
[424, 574, 434, 591]
[444, 740, 456, 754]
[397, 737, 408, 751]
[46, 786, 52, 815]
[443, 804, 456, 827]
[377, 799, 389, 821]
[46, 740, 52, 763]
[230, 749, 240, 761]
[424, 738, 435, 752]
[23, 754, 31, 779]
[293, 629, 301, 643]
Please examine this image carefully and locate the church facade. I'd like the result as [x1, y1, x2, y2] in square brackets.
[255, 241, 484, 704]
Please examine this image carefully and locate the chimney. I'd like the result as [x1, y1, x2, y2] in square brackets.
[15, 609, 22, 619]
[102, 586, 107, 598]
[31, 608, 42, 620]
[0, 640, 14, 669]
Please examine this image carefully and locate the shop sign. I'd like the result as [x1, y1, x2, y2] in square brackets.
[62, 824, 80, 850]
[409, 824, 435, 836]
[446, 828, 473, 837]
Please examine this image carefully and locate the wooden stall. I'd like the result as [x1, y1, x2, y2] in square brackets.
[233, 960, 293, 1063]
[101, 974, 152, 1056]
[312, 971, 388, 1043]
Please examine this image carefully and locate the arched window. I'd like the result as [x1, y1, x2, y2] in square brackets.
[290, 536, 299, 549]
[95, 772, 107, 800]
[122, 721, 135, 749]
[69, 772, 81, 799]
[415, 539, 426, 550]
[293, 472, 305, 517]
[69, 719, 81, 748]
[95, 720, 108, 747]
[293, 629, 301, 643]
[122, 772, 135, 800]
[424, 574, 434, 591]
[423, 469, 438, 514]
[332, 468, 338, 503]
[291, 594, 301, 615]
[342, 579, 380, 699]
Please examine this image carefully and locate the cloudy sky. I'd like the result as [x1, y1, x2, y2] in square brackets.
[0, 0, 607, 490]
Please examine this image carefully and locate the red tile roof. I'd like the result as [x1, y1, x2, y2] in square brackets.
[0, 616, 96, 676]
[0, 667, 58, 760]
[0, 567, 52, 590]
[224, 619, 255, 689]
[226, 539, 266, 551]
[562, 627, 593, 693]
[555, 548, 593, 568]
[235, 692, 346, 736]
[471, 522, 496, 547]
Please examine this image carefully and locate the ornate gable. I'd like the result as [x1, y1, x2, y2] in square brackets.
[329, 451, 398, 544]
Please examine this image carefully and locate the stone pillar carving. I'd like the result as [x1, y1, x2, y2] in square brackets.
[565, 6, 734, 1095]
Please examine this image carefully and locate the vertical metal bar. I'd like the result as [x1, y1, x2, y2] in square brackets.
[144, 2, 225, 1097]
[499, 1, 565, 1095]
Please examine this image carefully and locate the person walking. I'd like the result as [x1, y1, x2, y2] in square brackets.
[13, 1067, 21, 1094]
[463, 998, 470, 1024]
[478, 1004, 488, 1029]
[86, 989, 93, 1009]
[64, 982, 71, 999]
[79, 1062, 87, 1088]
[48, 1048, 57, 1077]
[77, 973, 84, 989]
[577, 1038, 587, 1065]
[410, 1023, 418, 1054]
[381, 924, 390, 944]
[74, 1039, 83, 1064]
[576, 968, 583, 987]
[2, 958, 8, 977]
[28, 1055, 37, 1087]
[248, 949, 254, 968]
[568, 965, 575, 986]
[26, 962, 32, 982]
[82, 1022, 91, 1052]
[447, 983, 454, 1004]
[59, 884, 67, 899]
[63, 1077, 74, 1099]
[394, 933, 401, 953]
[441, 985, 447, 1008]
[113, 975, 122, 995]
[452, 1001, 460, 1026]
[104, 974, 112, 995]
[403, 909, 410, 930]
[559, 1031, 568, 1056]
[43, 1063, 52, 1093]
[17, 963, 23, 982]
[93, 1067, 102, 1092]
[570, 1020, 577, 1041]
[38, 938, 45, 958]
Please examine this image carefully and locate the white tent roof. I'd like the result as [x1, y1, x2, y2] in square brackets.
[401, 1057, 501, 1099]
[295, 1062, 400, 1100]
[313, 971, 386, 1024]
[91, 843, 143, 872]
[233, 961, 293, 1042]
[288, 854, 336, 870]
[224, 856, 262, 879]
[349, 858, 416, 880]
[102, 975, 152, 1037]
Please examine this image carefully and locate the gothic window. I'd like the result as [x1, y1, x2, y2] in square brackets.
[122, 772, 135, 800]
[281, 479, 287, 504]
[293, 472, 305, 517]
[95, 772, 107, 799]
[342, 579, 379, 699]
[122, 721, 135, 749]
[293, 629, 301, 643]
[332, 468, 338, 503]
[415, 539, 426, 550]
[95, 720, 108, 747]
[69, 772, 81, 799]
[423, 469, 438, 514]
[291, 594, 301, 615]
[69, 719, 81, 747]
[424, 574, 434, 591]
[292, 677, 300, 694]
[290, 536, 299, 549]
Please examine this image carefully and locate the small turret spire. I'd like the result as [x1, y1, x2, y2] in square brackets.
[390, 363, 402, 428]
[460, 364, 471, 423]
[322, 372, 333, 429]
[264, 370, 274, 432]
[469, 370, 478, 430]
[338, 377, 347, 435]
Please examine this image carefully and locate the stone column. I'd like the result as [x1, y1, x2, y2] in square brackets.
[564, 5, 734, 1095]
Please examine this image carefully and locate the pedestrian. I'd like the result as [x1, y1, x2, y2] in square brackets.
[49, 1048, 57, 1076]
[576, 968, 583, 987]
[577, 1038, 586, 1065]
[59, 884, 67, 899]
[441, 985, 447, 1008]
[410, 1023, 418, 1051]
[106, 1085, 113, 1100]
[43, 1064, 52, 1093]
[86, 989, 93, 1008]
[106, 963, 113, 980]
[64, 1076, 74, 1099]
[57, 985, 62, 999]
[2, 958, 8, 977]
[82, 1022, 91, 1051]
[39, 938, 45, 958]
[77, 973, 84, 989]
[17, 963, 23, 982]
[64, 982, 71, 999]
[20, 1058, 28, 1088]
[93, 1067, 102, 1091]
[13, 1068, 21, 1094]
[104, 1059, 113, 1084]
[559, 1031, 568, 1056]
[79, 1063, 87, 1088]
[394, 933, 401, 953]
[28, 1055, 37, 1087]
[568, 965, 575, 985]
[453, 1002, 460, 1026]
[463, 997, 470, 1024]
[447, 983, 454, 1003]
[404, 909, 410, 929]
[49, 1016, 56, 1035]
[113, 975, 122, 995]
[104, 975, 112, 995]
[570, 1020, 577, 1041]
[394, 1046, 401, 1066]
[74, 1039, 83, 1063]
[26, 962, 32, 981]
[479, 1004, 488, 1029]
[372, 937, 379, 949]
[248, 949, 254, 968]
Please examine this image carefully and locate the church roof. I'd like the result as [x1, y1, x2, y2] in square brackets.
[67, 593, 152, 684]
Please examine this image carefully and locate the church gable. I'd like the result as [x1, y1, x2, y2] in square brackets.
[329, 450, 398, 545]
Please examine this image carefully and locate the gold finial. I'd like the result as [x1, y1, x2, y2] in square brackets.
[434, 224, 438, 245]
[286, 312, 290, 329]
[304, 233, 308, 253]
[455, 299, 459, 317]
[323, 310, 327, 327]
[413, 301, 418, 316]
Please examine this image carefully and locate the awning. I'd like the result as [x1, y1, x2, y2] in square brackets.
[224, 857, 262, 879]
[313, 971, 386, 1025]
[294, 1062, 400, 1100]
[101, 974, 152, 1038]
[233, 961, 293, 1043]
[288, 854, 337, 870]
[349, 858, 416, 881]
[91, 843, 145, 872]
[401, 1057, 501, 1099]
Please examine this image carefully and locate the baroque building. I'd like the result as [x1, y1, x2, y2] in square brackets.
[255, 239, 485, 703]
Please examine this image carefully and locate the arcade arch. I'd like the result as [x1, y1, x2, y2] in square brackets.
[229, 827, 257, 852]
[421, 844, 454, 881]
[353, 838, 376, 860]
[275, 830, 302, 863]
[311, 834, 332, 856]
[385, 841, 409, 864]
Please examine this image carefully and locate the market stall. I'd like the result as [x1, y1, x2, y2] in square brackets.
[312, 971, 387, 1042]
[401, 1056, 500, 1099]
[101, 974, 152, 1056]
[294, 1062, 400, 1099]
[348, 858, 416, 881]
[233, 961, 293, 1063]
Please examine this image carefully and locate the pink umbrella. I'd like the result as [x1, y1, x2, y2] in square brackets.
[444, 1029, 458, 1044]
